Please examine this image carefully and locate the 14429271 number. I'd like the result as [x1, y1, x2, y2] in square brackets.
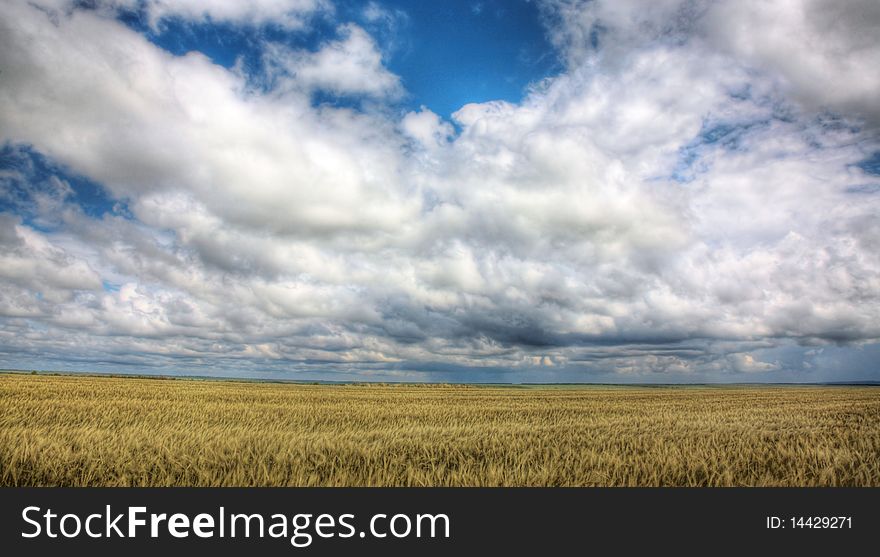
[790, 516, 852, 529]
[766, 516, 853, 529]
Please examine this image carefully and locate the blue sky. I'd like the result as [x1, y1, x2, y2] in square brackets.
[369, 0, 560, 117]
[120, 0, 560, 119]
[1, 0, 880, 382]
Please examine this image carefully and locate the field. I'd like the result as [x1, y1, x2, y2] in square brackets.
[1, 373, 879, 486]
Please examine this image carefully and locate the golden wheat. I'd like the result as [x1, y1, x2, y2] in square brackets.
[1, 374, 878, 486]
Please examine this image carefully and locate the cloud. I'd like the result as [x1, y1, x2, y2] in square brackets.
[0, 215, 101, 302]
[706, 0, 880, 126]
[144, 0, 330, 29]
[362, 0, 406, 29]
[0, 4, 413, 236]
[266, 23, 403, 99]
[539, 0, 880, 126]
[30, 0, 330, 30]
[401, 107, 454, 149]
[359, 1, 409, 57]
[728, 353, 781, 374]
[0, 0, 878, 380]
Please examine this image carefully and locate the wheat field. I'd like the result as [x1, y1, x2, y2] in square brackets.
[1, 373, 878, 486]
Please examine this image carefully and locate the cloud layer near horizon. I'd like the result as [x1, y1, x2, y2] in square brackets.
[1, 0, 879, 381]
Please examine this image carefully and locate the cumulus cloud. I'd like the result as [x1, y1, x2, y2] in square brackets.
[0, 0, 879, 380]
[401, 107, 454, 149]
[706, 0, 880, 126]
[265, 23, 403, 99]
[540, 0, 880, 126]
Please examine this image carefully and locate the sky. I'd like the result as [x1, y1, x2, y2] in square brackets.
[1, 0, 879, 383]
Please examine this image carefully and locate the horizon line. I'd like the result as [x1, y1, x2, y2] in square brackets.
[3, 369, 878, 387]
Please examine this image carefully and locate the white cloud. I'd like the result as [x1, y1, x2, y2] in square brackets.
[540, 0, 880, 125]
[401, 107, 453, 149]
[0, 0, 878, 379]
[728, 353, 781, 374]
[267, 23, 403, 99]
[0, 215, 101, 309]
[706, 0, 880, 126]
[145, 0, 330, 29]
[362, 0, 405, 27]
